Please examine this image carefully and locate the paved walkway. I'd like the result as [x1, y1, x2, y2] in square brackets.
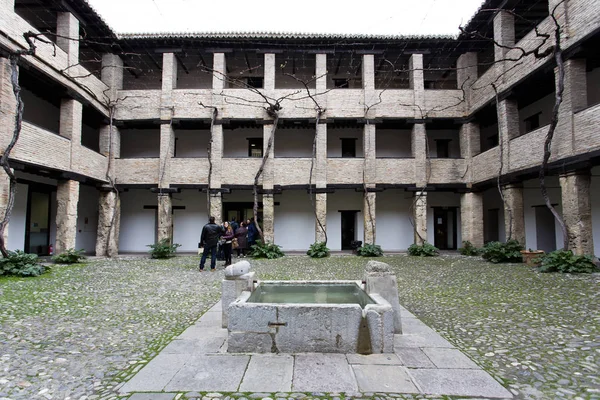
[119, 301, 512, 399]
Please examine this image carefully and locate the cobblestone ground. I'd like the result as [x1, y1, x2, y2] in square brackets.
[0, 254, 598, 400]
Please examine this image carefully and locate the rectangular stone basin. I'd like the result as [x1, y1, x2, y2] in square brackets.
[227, 280, 394, 354]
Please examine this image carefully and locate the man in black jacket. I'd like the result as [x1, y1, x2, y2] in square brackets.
[199, 216, 225, 271]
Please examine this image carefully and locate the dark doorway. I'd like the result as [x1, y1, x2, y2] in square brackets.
[433, 207, 458, 250]
[486, 208, 500, 242]
[223, 202, 262, 226]
[25, 185, 53, 255]
[340, 210, 357, 250]
[535, 206, 557, 253]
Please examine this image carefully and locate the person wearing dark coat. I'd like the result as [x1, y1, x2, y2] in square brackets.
[221, 221, 235, 266]
[199, 216, 225, 271]
[234, 222, 248, 257]
[247, 217, 258, 248]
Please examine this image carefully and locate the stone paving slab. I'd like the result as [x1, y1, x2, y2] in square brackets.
[346, 353, 403, 365]
[394, 347, 436, 368]
[239, 354, 294, 392]
[121, 301, 513, 398]
[128, 393, 177, 400]
[164, 355, 250, 392]
[409, 368, 513, 398]
[119, 353, 191, 393]
[352, 364, 419, 393]
[422, 347, 480, 369]
[161, 337, 227, 354]
[292, 353, 358, 392]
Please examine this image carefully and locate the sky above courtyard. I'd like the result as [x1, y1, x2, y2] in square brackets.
[86, 0, 485, 36]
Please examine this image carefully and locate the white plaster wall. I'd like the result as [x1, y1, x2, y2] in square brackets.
[376, 130, 411, 158]
[173, 190, 208, 252]
[275, 127, 314, 158]
[223, 127, 263, 158]
[75, 185, 99, 254]
[522, 177, 564, 251]
[7, 183, 28, 251]
[175, 129, 210, 158]
[119, 189, 157, 252]
[120, 129, 161, 158]
[518, 93, 555, 134]
[21, 88, 60, 134]
[375, 189, 414, 251]
[327, 127, 364, 157]
[273, 191, 314, 251]
[327, 190, 364, 251]
[427, 129, 461, 158]
[426, 192, 462, 246]
[587, 67, 600, 107]
[591, 166, 600, 256]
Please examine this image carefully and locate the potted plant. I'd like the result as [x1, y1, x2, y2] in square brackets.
[520, 249, 545, 267]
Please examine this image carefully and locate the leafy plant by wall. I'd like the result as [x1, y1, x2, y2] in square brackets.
[538, 250, 598, 273]
[407, 242, 439, 257]
[307, 241, 330, 258]
[481, 240, 524, 263]
[0, 251, 47, 277]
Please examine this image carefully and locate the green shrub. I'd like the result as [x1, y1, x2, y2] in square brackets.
[147, 239, 181, 259]
[307, 241, 330, 258]
[0, 250, 47, 277]
[52, 248, 86, 264]
[407, 242, 439, 257]
[481, 240, 523, 263]
[459, 241, 481, 256]
[356, 243, 384, 257]
[538, 250, 598, 273]
[250, 240, 285, 259]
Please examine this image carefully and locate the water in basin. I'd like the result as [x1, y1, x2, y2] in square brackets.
[247, 282, 375, 307]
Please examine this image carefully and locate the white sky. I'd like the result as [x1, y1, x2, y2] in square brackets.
[86, 0, 484, 36]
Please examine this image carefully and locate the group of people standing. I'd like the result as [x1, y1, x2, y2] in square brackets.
[198, 216, 259, 271]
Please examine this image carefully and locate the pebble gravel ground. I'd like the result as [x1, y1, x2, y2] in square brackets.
[0, 254, 598, 400]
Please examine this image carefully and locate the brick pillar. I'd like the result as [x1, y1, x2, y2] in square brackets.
[101, 53, 123, 102]
[213, 53, 226, 90]
[0, 172, 9, 246]
[60, 99, 82, 141]
[99, 125, 120, 159]
[493, 11, 515, 62]
[457, 52, 478, 90]
[409, 54, 424, 119]
[209, 192, 222, 225]
[1, 0, 15, 10]
[56, 12, 79, 65]
[413, 192, 427, 245]
[262, 193, 274, 243]
[460, 122, 480, 185]
[556, 59, 587, 157]
[457, 52, 477, 106]
[362, 54, 375, 90]
[264, 53, 275, 91]
[497, 98, 519, 171]
[364, 192, 376, 245]
[96, 189, 120, 257]
[157, 193, 172, 243]
[460, 192, 484, 248]
[159, 123, 174, 188]
[55, 180, 80, 254]
[412, 123, 427, 187]
[315, 193, 327, 243]
[502, 184, 525, 244]
[559, 171, 594, 255]
[314, 119, 327, 243]
[262, 123, 275, 190]
[316, 54, 327, 93]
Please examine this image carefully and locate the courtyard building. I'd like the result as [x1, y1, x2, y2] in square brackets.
[0, 0, 599, 255]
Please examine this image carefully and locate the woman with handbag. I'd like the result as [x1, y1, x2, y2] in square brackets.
[221, 221, 235, 267]
[234, 222, 248, 257]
